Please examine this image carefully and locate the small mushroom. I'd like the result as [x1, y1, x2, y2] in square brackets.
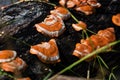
[0, 50, 17, 63]
[35, 14, 65, 37]
[66, 0, 76, 8]
[87, 0, 101, 8]
[75, 5, 94, 15]
[72, 21, 87, 31]
[59, 0, 67, 6]
[0, 50, 27, 75]
[50, 6, 70, 20]
[30, 39, 60, 64]
[112, 13, 120, 26]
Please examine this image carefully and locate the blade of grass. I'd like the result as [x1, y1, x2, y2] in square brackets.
[82, 30, 85, 39]
[109, 73, 112, 80]
[111, 66, 118, 72]
[109, 50, 120, 53]
[97, 56, 109, 69]
[67, 9, 79, 23]
[47, 2, 56, 7]
[92, 57, 97, 71]
[111, 73, 117, 80]
[83, 30, 89, 38]
[97, 57, 105, 78]
[48, 40, 120, 80]
[109, 73, 117, 80]
[86, 29, 96, 34]
[109, 66, 118, 80]
[43, 70, 53, 80]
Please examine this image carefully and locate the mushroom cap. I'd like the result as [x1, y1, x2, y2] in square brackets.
[1, 57, 27, 73]
[50, 6, 70, 20]
[0, 50, 17, 63]
[112, 13, 120, 26]
[35, 14, 65, 37]
[30, 39, 60, 64]
[72, 21, 87, 31]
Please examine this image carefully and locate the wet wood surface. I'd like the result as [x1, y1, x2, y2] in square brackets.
[0, 0, 18, 8]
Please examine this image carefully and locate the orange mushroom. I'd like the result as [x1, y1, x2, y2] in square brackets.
[1, 57, 27, 73]
[50, 6, 70, 20]
[72, 21, 87, 31]
[112, 13, 120, 26]
[75, 5, 94, 15]
[35, 14, 65, 37]
[0, 50, 27, 74]
[30, 39, 60, 64]
[0, 50, 17, 63]
[73, 27, 116, 61]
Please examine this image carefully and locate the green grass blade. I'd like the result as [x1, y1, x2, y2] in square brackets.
[109, 73, 112, 80]
[110, 50, 120, 53]
[111, 73, 117, 80]
[86, 29, 96, 34]
[67, 9, 79, 23]
[111, 66, 118, 72]
[83, 30, 89, 38]
[47, 2, 56, 7]
[43, 70, 53, 80]
[82, 31, 85, 39]
[97, 56, 109, 69]
[97, 57, 105, 78]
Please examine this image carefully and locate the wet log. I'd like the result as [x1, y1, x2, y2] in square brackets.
[0, 1, 54, 80]
[0, 0, 120, 80]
